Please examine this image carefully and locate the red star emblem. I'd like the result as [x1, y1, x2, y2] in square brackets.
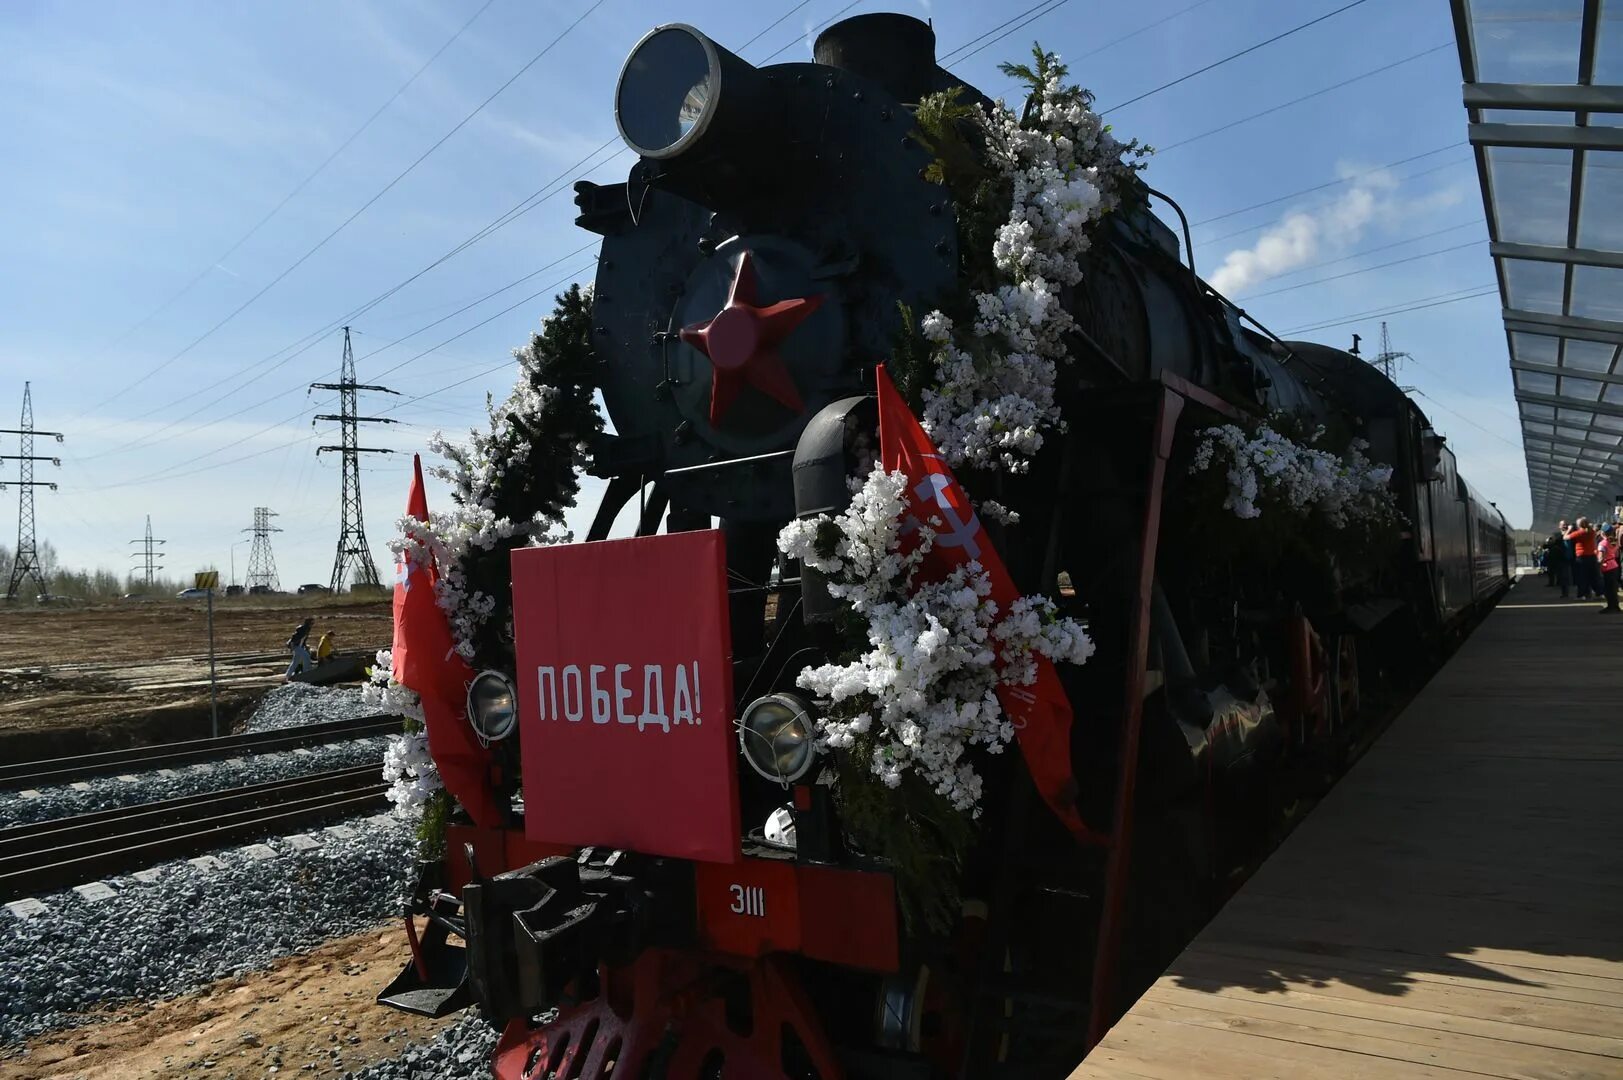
[678, 251, 824, 426]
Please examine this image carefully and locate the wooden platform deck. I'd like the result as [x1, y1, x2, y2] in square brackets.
[1071, 594, 1623, 1080]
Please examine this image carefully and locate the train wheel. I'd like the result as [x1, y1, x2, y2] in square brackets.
[492, 950, 841, 1080]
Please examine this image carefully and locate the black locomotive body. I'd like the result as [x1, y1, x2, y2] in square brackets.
[379, 14, 1511, 1079]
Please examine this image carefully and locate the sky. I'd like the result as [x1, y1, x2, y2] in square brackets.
[0, 0, 1529, 589]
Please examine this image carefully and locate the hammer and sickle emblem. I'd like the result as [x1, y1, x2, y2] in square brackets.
[911, 470, 982, 560]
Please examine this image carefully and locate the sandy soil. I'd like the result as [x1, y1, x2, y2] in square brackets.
[0, 597, 392, 759]
[0, 924, 458, 1080]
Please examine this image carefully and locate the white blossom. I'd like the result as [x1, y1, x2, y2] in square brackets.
[382, 729, 441, 815]
[920, 72, 1138, 473]
[363, 649, 440, 815]
[1190, 423, 1400, 527]
[777, 467, 1093, 815]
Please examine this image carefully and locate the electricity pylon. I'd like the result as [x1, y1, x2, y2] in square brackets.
[244, 507, 282, 592]
[311, 328, 397, 592]
[129, 515, 167, 588]
[1, 383, 64, 601]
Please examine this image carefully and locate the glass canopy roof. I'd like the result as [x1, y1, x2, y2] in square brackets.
[1452, 0, 1623, 525]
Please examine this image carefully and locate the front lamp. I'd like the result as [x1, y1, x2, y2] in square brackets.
[466, 670, 518, 742]
[613, 24, 768, 165]
[739, 693, 817, 784]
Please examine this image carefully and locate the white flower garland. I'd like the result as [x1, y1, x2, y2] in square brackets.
[919, 74, 1136, 473]
[778, 468, 1094, 814]
[1190, 423, 1397, 527]
[362, 649, 441, 816]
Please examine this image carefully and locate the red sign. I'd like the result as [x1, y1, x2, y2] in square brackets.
[510, 531, 741, 863]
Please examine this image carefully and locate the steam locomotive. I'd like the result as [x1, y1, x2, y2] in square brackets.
[377, 13, 1512, 1079]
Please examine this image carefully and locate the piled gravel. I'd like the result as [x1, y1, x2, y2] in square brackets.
[0, 737, 390, 829]
[245, 682, 379, 733]
[342, 1012, 499, 1080]
[0, 813, 417, 1046]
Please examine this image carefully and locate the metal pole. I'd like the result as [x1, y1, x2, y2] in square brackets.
[206, 586, 219, 738]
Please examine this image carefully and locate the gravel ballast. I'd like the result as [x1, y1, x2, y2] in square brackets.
[244, 682, 379, 733]
[342, 1012, 499, 1080]
[0, 736, 390, 829]
[0, 813, 417, 1046]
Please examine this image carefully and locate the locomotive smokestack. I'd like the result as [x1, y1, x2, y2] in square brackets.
[814, 13, 938, 104]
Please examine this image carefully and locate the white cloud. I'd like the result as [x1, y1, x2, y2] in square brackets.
[1207, 168, 1397, 295]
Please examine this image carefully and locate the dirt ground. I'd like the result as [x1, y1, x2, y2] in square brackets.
[0, 923, 457, 1079]
[0, 596, 392, 760]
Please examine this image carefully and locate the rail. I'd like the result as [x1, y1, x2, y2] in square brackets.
[0, 765, 387, 900]
[0, 714, 402, 790]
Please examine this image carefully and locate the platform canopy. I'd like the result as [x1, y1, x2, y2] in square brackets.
[1451, 0, 1623, 526]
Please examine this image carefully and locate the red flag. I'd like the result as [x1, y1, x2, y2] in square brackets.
[393, 454, 503, 828]
[875, 365, 1096, 843]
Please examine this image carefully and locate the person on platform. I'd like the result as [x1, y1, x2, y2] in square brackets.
[285, 617, 315, 678]
[1567, 517, 1600, 601]
[1600, 525, 1620, 613]
[1545, 521, 1572, 597]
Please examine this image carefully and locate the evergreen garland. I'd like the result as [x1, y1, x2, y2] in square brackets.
[421, 284, 603, 674]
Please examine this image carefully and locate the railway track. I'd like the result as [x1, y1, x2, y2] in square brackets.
[0, 765, 388, 901]
[0, 713, 401, 791]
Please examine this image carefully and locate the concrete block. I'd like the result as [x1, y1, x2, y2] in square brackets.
[73, 881, 118, 903]
[283, 833, 322, 852]
[6, 898, 47, 920]
[241, 844, 278, 861]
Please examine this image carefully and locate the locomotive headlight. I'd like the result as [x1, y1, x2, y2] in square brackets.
[615, 24, 768, 165]
[616, 25, 716, 158]
[739, 693, 816, 784]
[466, 670, 518, 742]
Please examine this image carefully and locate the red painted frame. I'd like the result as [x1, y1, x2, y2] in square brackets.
[1085, 382, 1184, 1048]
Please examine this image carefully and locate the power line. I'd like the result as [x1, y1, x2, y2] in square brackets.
[1234, 221, 1480, 285]
[94, 0, 610, 405]
[1190, 143, 1464, 228]
[738, 0, 814, 52]
[760, 0, 868, 62]
[1154, 41, 1453, 154]
[88, 0, 1081, 463]
[77, 142, 624, 462]
[1280, 283, 1499, 335]
[1236, 241, 1482, 302]
[1410, 390, 1523, 450]
[1201, 158, 1475, 249]
[1101, 0, 1375, 114]
[83, 242, 599, 466]
[89, 0, 503, 372]
[941, 0, 1071, 67]
[974, 0, 1219, 90]
[81, 260, 598, 492]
